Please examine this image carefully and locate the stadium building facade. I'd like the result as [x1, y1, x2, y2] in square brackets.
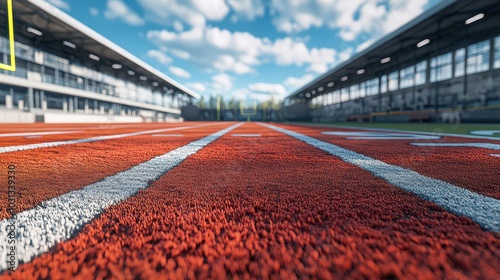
[0, 0, 199, 123]
[284, 0, 500, 123]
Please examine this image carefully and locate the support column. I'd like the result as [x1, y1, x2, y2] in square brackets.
[5, 88, 13, 109]
[28, 88, 34, 112]
[41, 91, 47, 110]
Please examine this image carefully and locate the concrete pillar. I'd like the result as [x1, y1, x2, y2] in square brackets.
[68, 96, 73, 112]
[18, 100, 24, 110]
[100, 106, 104, 114]
[42, 100, 47, 111]
[28, 88, 34, 111]
[121, 109, 126, 116]
[63, 97, 68, 112]
[109, 109, 114, 115]
[5, 94, 13, 109]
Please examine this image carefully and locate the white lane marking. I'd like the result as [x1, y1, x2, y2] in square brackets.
[470, 130, 500, 136]
[261, 123, 500, 232]
[151, 134, 184, 137]
[25, 136, 42, 139]
[411, 142, 500, 157]
[411, 142, 500, 150]
[0, 131, 83, 137]
[0, 123, 243, 272]
[321, 131, 441, 140]
[295, 123, 500, 141]
[491, 154, 500, 157]
[231, 134, 261, 137]
[0, 124, 212, 154]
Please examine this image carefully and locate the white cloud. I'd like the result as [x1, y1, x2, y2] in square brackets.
[138, 0, 230, 28]
[187, 83, 206, 92]
[228, 0, 265, 21]
[173, 21, 184, 32]
[46, 0, 70, 10]
[90, 7, 99, 17]
[169, 66, 191, 78]
[147, 26, 337, 75]
[248, 83, 286, 96]
[270, 0, 429, 47]
[171, 49, 190, 60]
[147, 50, 172, 65]
[105, 0, 145, 26]
[283, 74, 315, 91]
[211, 73, 233, 93]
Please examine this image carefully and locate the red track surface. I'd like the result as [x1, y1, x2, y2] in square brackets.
[2, 122, 499, 279]
[0, 123, 229, 219]
[275, 124, 500, 200]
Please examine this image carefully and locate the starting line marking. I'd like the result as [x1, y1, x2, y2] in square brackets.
[470, 130, 500, 136]
[261, 123, 500, 232]
[0, 131, 83, 137]
[0, 124, 213, 154]
[0, 122, 243, 272]
[151, 134, 184, 137]
[232, 134, 261, 137]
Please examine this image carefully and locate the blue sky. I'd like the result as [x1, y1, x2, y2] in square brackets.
[45, 0, 442, 102]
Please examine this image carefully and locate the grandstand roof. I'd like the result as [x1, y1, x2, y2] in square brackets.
[286, 0, 500, 100]
[5, 0, 199, 99]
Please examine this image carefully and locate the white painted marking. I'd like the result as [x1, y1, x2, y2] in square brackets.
[261, 123, 500, 232]
[411, 142, 500, 150]
[297, 123, 500, 141]
[0, 131, 83, 137]
[0, 124, 211, 154]
[321, 131, 441, 140]
[411, 142, 500, 157]
[231, 134, 261, 137]
[0, 123, 243, 271]
[151, 134, 183, 137]
[491, 154, 500, 157]
[25, 136, 42, 139]
[470, 130, 500, 136]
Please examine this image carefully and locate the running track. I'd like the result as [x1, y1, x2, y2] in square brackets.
[0, 122, 499, 279]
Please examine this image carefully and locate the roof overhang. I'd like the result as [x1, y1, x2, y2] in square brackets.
[1, 0, 199, 100]
[286, 0, 500, 100]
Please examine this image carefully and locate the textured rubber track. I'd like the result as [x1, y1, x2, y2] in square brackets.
[0, 123, 207, 147]
[0, 123, 233, 220]
[276, 124, 500, 200]
[3, 123, 499, 279]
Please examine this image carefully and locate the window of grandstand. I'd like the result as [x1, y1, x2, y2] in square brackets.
[380, 75, 388, 93]
[0, 87, 7, 106]
[77, 98, 85, 110]
[333, 90, 340, 104]
[13, 89, 28, 108]
[341, 88, 349, 102]
[454, 48, 466, 77]
[45, 92, 64, 110]
[430, 52, 452, 82]
[400, 65, 415, 89]
[415, 61, 427, 85]
[388, 71, 398, 91]
[494, 36, 500, 69]
[359, 82, 366, 98]
[467, 40, 490, 74]
[350, 85, 359, 100]
[366, 78, 379, 96]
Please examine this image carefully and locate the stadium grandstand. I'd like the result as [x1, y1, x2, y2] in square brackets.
[0, 0, 199, 123]
[284, 0, 500, 123]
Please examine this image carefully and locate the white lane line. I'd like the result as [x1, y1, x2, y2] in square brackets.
[231, 134, 261, 137]
[411, 142, 500, 150]
[0, 124, 212, 154]
[470, 130, 500, 136]
[321, 131, 441, 140]
[260, 123, 500, 232]
[0, 131, 83, 137]
[294, 123, 500, 141]
[151, 134, 183, 137]
[0, 123, 243, 271]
